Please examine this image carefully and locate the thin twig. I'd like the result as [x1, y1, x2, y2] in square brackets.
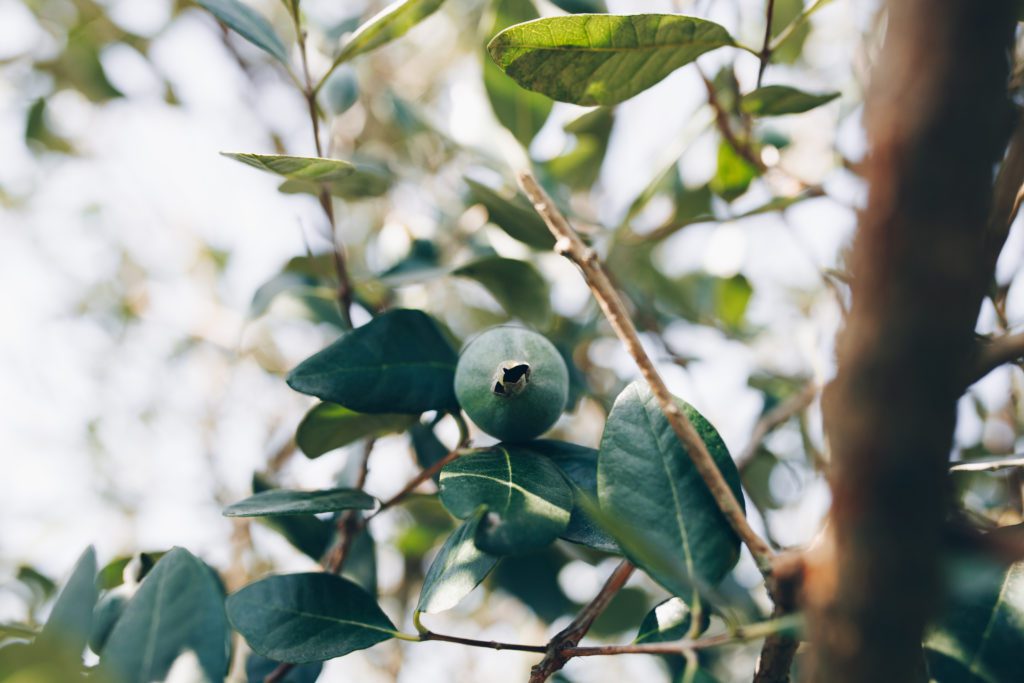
[758, 0, 777, 87]
[698, 66, 766, 173]
[738, 383, 818, 471]
[517, 171, 774, 572]
[418, 631, 548, 653]
[528, 560, 635, 682]
[968, 331, 1024, 385]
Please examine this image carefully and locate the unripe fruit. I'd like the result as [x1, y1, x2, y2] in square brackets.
[454, 327, 569, 442]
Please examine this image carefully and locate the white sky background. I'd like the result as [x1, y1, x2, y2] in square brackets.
[1, 0, 1023, 680]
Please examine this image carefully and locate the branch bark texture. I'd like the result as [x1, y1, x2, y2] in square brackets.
[811, 2, 1016, 681]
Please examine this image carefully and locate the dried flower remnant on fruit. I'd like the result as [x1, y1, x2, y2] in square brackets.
[493, 363, 530, 397]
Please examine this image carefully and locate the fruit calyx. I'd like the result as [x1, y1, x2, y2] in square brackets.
[493, 362, 530, 397]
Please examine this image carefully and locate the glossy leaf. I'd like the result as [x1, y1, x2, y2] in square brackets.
[334, 0, 446, 64]
[227, 573, 396, 663]
[452, 256, 551, 327]
[523, 440, 619, 553]
[287, 309, 459, 414]
[465, 178, 555, 249]
[247, 654, 322, 683]
[223, 488, 375, 517]
[926, 558, 1024, 683]
[296, 402, 417, 459]
[635, 597, 696, 644]
[99, 548, 230, 683]
[38, 546, 98, 656]
[222, 153, 355, 182]
[251, 475, 334, 562]
[488, 14, 734, 106]
[598, 381, 743, 596]
[740, 85, 839, 116]
[483, 0, 553, 147]
[439, 446, 573, 555]
[417, 508, 499, 613]
[197, 0, 290, 64]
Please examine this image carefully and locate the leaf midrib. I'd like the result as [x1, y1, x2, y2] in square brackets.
[496, 39, 731, 55]
[258, 603, 396, 638]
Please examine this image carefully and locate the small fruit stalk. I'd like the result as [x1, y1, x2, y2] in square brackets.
[454, 327, 569, 442]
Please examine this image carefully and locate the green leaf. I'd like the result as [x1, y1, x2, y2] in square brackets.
[342, 528, 378, 596]
[296, 403, 417, 459]
[926, 558, 1024, 683]
[439, 446, 573, 555]
[417, 508, 499, 613]
[411, 421, 451, 479]
[277, 162, 392, 200]
[452, 256, 551, 328]
[598, 381, 743, 597]
[223, 488, 375, 517]
[544, 107, 615, 189]
[89, 591, 128, 655]
[227, 573, 397, 663]
[492, 548, 574, 622]
[483, 0, 553, 147]
[487, 14, 734, 106]
[287, 309, 459, 414]
[740, 85, 839, 116]
[95, 552, 167, 591]
[550, 0, 607, 12]
[322, 65, 359, 116]
[197, 0, 290, 65]
[222, 153, 355, 182]
[251, 475, 334, 562]
[635, 597, 697, 644]
[37, 546, 97, 656]
[99, 548, 230, 683]
[710, 140, 759, 201]
[465, 178, 555, 249]
[247, 654, 322, 683]
[334, 0, 446, 64]
[522, 440, 619, 553]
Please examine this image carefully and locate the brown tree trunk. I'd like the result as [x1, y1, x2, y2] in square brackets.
[809, 2, 1016, 682]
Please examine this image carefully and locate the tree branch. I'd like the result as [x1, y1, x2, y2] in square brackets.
[968, 331, 1024, 385]
[517, 171, 774, 572]
[757, 0, 777, 87]
[528, 560, 635, 682]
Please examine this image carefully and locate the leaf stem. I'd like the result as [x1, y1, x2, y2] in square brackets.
[769, 0, 831, 52]
[516, 170, 774, 573]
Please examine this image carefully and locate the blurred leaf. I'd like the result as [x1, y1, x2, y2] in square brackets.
[88, 591, 128, 655]
[717, 274, 753, 328]
[926, 558, 1024, 682]
[252, 475, 334, 562]
[950, 454, 1024, 472]
[222, 153, 355, 182]
[466, 178, 555, 249]
[380, 239, 441, 280]
[278, 162, 392, 199]
[622, 161, 714, 239]
[197, 0, 290, 64]
[25, 99, 74, 154]
[322, 65, 359, 115]
[549, 0, 607, 12]
[38, 547, 97, 657]
[38, 31, 122, 103]
[740, 86, 839, 116]
[99, 549, 230, 683]
[492, 548, 575, 622]
[227, 573, 396, 663]
[452, 256, 551, 328]
[287, 309, 459, 414]
[247, 654, 322, 683]
[343, 526, 378, 596]
[410, 421, 451, 480]
[488, 15, 734, 105]
[417, 508, 499, 613]
[333, 0, 447, 64]
[96, 552, 166, 591]
[223, 488, 375, 517]
[14, 566, 56, 605]
[483, 0, 553, 147]
[439, 446, 573, 555]
[544, 107, 615, 189]
[598, 381, 743, 597]
[297, 402, 417, 459]
[636, 597, 697, 643]
[710, 140, 759, 201]
[522, 440, 619, 553]
[770, 0, 814, 64]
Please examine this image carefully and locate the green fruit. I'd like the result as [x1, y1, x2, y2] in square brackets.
[454, 327, 569, 442]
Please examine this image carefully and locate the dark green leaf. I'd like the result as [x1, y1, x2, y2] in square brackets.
[740, 85, 839, 116]
[417, 508, 499, 613]
[465, 178, 555, 249]
[550, 0, 607, 12]
[14, 566, 56, 606]
[99, 548, 230, 683]
[251, 476, 334, 562]
[334, 0, 446, 64]
[544, 107, 615, 189]
[89, 591, 128, 655]
[598, 381, 743, 597]
[222, 153, 355, 182]
[227, 573, 396, 663]
[926, 558, 1024, 683]
[223, 488, 375, 517]
[492, 548, 575, 621]
[197, 0, 290, 64]
[439, 446, 573, 555]
[483, 0, 553, 147]
[297, 403, 417, 459]
[635, 597, 707, 644]
[452, 256, 551, 328]
[411, 421, 451, 480]
[710, 140, 759, 201]
[38, 547, 97, 656]
[522, 440, 619, 553]
[342, 528, 378, 596]
[488, 15, 734, 106]
[287, 309, 459, 414]
[247, 654, 322, 683]
[96, 552, 167, 591]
